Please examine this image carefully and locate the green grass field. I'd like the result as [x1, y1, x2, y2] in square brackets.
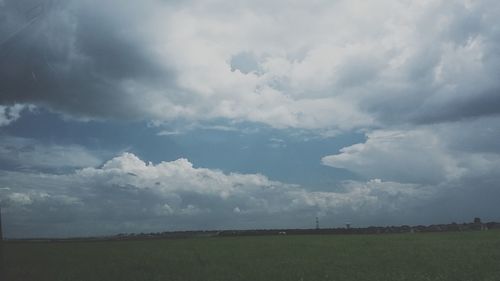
[4, 230, 500, 281]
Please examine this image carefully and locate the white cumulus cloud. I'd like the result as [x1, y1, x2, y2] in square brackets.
[322, 117, 500, 185]
[0, 152, 432, 237]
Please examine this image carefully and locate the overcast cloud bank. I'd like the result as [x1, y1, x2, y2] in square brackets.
[2, 0, 500, 129]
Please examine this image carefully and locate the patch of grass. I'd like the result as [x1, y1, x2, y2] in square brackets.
[4, 230, 500, 281]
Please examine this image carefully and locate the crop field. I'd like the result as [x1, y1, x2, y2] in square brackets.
[3, 230, 500, 281]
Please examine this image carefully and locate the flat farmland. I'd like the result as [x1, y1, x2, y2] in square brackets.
[4, 230, 500, 281]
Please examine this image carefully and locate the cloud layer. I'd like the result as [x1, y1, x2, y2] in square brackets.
[0, 135, 102, 172]
[322, 117, 500, 185]
[0, 104, 26, 126]
[1, 153, 432, 237]
[2, 0, 500, 129]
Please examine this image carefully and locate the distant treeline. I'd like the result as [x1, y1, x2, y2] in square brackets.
[216, 220, 498, 237]
[9, 218, 500, 242]
[108, 218, 500, 240]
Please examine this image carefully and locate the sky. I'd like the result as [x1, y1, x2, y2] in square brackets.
[1, 0, 500, 238]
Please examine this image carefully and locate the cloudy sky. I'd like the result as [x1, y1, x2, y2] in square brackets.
[1, 0, 500, 238]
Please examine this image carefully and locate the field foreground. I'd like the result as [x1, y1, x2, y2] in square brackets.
[4, 230, 500, 281]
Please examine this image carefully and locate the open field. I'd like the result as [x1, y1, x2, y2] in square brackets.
[3, 230, 500, 281]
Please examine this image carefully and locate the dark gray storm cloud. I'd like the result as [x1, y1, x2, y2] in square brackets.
[0, 0, 174, 120]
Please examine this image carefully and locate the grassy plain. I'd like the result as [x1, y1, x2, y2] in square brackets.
[3, 230, 500, 281]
